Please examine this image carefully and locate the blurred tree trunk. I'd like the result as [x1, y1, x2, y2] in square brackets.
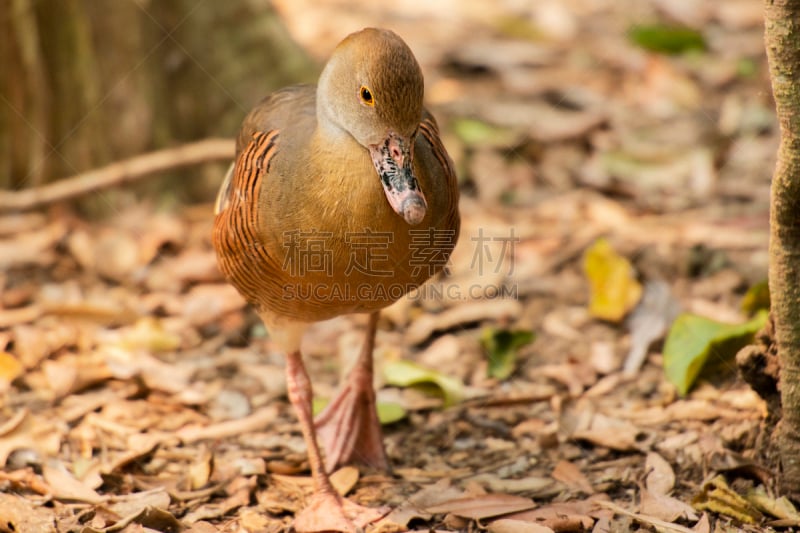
[764, 0, 800, 497]
[0, 0, 314, 191]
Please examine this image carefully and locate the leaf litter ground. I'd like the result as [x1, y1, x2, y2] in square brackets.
[0, 0, 785, 531]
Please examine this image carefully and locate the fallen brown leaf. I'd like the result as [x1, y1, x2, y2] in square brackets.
[0, 221, 64, 268]
[572, 413, 649, 451]
[424, 493, 536, 520]
[645, 452, 676, 496]
[596, 499, 697, 533]
[176, 405, 278, 444]
[551, 460, 594, 494]
[465, 473, 555, 495]
[0, 351, 23, 392]
[330, 465, 360, 496]
[405, 299, 522, 345]
[0, 413, 62, 467]
[42, 460, 105, 504]
[189, 448, 214, 490]
[487, 519, 555, 533]
[639, 487, 697, 523]
[378, 478, 465, 529]
[505, 499, 597, 531]
[0, 493, 57, 533]
[107, 488, 171, 517]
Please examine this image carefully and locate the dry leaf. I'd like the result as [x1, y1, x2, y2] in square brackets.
[137, 212, 187, 265]
[583, 239, 642, 322]
[692, 513, 711, 533]
[189, 448, 214, 490]
[405, 299, 522, 345]
[93, 229, 142, 282]
[0, 306, 43, 329]
[645, 452, 676, 496]
[692, 475, 762, 524]
[624, 280, 681, 375]
[639, 488, 697, 523]
[329, 465, 359, 496]
[746, 484, 800, 522]
[0, 222, 64, 268]
[466, 474, 554, 495]
[176, 406, 278, 444]
[118, 317, 182, 352]
[239, 508, 271, 532]
[538, 362, 597, 397]
[42, 460, 105, 504]
[107, 488, 171, 517]
[424, 494, 536, 520]
[0, 413, 62, 467]
[506, 500, 597, 530]
[0, 408, 28, 436]
[185, 521, 221, 533]
[0, 493, 56, 533]
[380, 480, 465, 528]
[597, 500, 697, 533]
[552, 460, 594, 494]
[0, 351, 23, 391]
[572, 413, 648, 451]
[146, 249, 221, 291]
[488, 519, 555, 533]
[167, 284, 248, 326]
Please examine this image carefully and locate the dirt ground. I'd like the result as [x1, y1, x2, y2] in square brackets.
[0, 1, 785, 531]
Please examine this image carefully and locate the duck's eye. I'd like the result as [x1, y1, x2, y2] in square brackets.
[359, 86, 375, 106]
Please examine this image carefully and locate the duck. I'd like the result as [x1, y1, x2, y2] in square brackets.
[212, 27, 460, 532]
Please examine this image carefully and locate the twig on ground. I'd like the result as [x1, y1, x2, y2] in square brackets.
[0, 138, 234, 212]
[595, 500, 697, 533]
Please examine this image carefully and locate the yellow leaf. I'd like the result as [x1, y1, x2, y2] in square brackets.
[583, 239, 642, 322]
[0, 352, 23, 388]
[693, 475, 762, 524]
[119, 317, 181, 352]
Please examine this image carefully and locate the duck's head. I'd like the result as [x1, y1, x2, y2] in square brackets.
[317, 28, 428, 225]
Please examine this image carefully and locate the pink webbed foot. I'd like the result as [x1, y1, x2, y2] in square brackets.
[315, 312, 388, 472]
[315, 376, 389, 472]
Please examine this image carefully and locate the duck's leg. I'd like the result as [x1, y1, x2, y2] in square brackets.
[284, 348, 387, 532]
[315, 311, 389, 472]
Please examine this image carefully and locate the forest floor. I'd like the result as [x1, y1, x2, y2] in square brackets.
[0, 0, 786, 532]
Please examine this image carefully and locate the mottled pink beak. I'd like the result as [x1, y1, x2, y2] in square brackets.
[369, 132, 427, 225]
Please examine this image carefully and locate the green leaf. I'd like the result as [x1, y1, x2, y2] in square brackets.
[736, 58, 757, 78]
[312, 397, 408, 425]
[629, 25, 706, 55]
[740, 280, 770, 315]
[452, 118, 519, 148]
[383, 360, 464, 407]
[481, 328, 535, 380]
[663, 311, 768, 396]
[494, 15, 544, 41]
[583, 238, 643, 322]
[376, 402, 407, 425]
[312, 397, 327, 417]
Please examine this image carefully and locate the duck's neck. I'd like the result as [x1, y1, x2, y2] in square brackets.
[309, 112, 369, 181]
[307, 121, 397, 237]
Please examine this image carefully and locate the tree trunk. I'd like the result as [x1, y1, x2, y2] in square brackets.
[764, 0, 800, 496]
[0, 1, 315, 192]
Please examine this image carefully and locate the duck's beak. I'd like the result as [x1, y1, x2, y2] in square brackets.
[369, 132, 427, 225]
